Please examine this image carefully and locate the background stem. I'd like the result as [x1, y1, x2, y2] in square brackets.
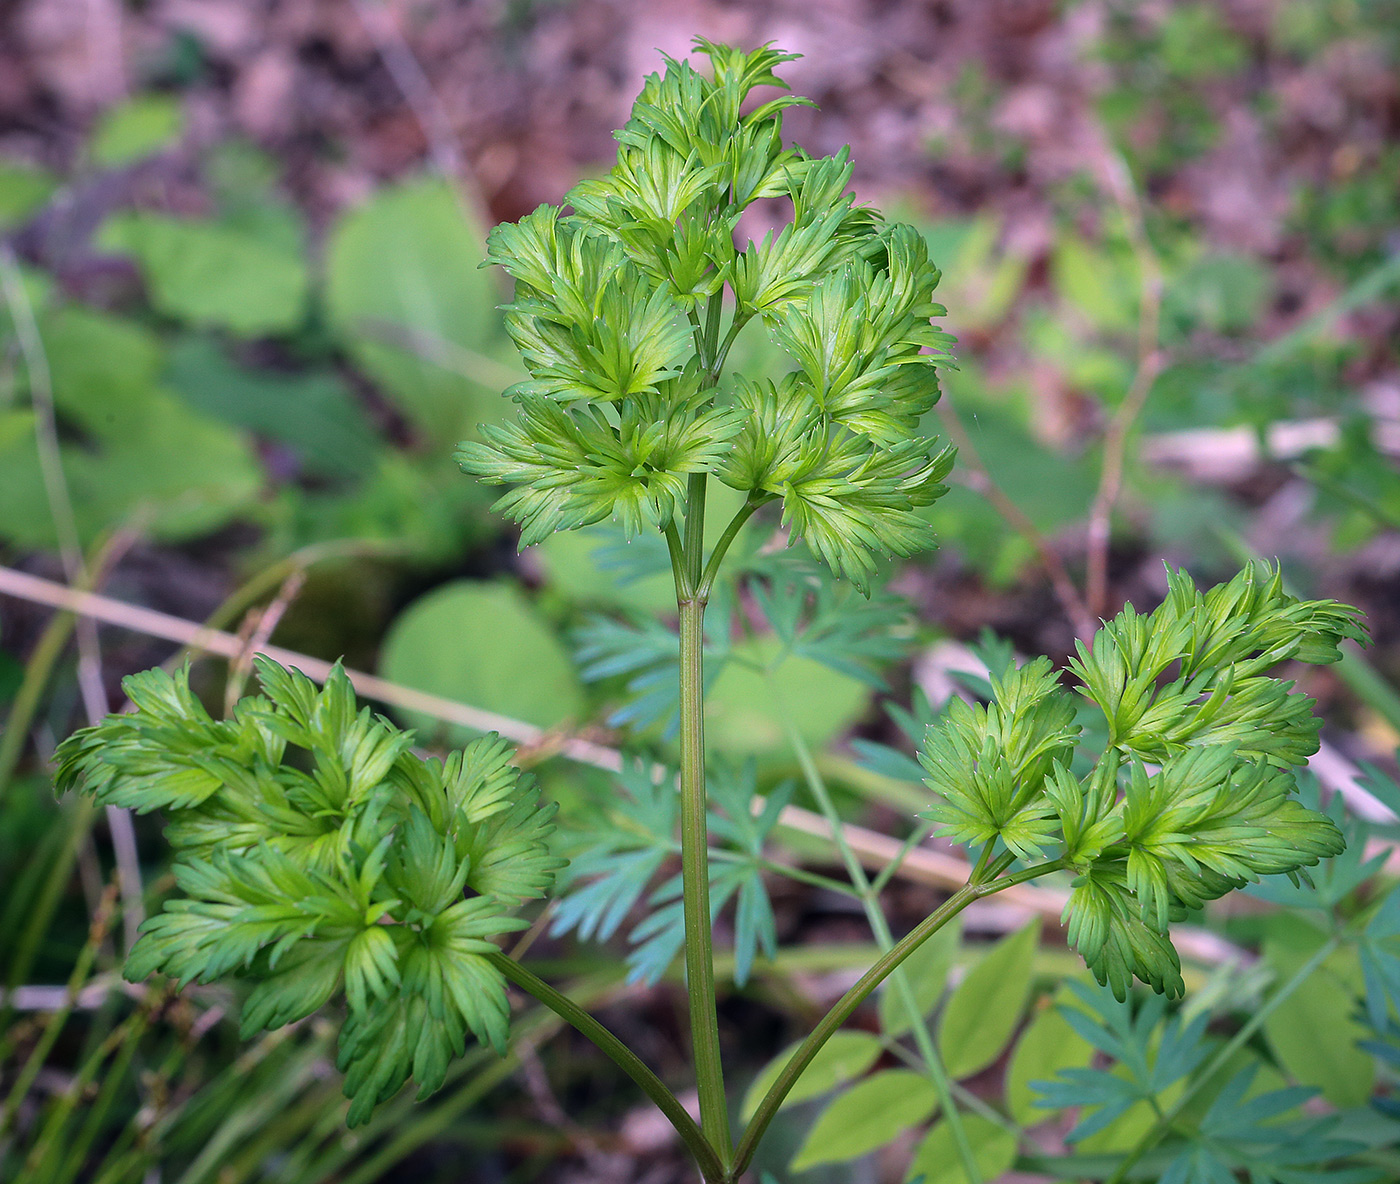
[774, 695, 983, 1183]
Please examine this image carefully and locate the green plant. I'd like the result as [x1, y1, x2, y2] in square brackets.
[50, 40, 1374, 1184]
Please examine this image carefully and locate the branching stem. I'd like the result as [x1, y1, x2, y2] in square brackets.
[489, 952, 726, 1182]
[772, 692, 983, 1183]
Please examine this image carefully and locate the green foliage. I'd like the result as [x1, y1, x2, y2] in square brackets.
[99, 211, 308, 336]
[791, 1068, 940, 1171]
[921, 562, 1364, 999]
[457, 37, 955, 593]
[0, 305, 263, 548]
[1035, 982, 1212, 1141]
[740, 1030, 885, 1122]
[0, 160, 57, 229]
[1262, 919, 1375, 1108]
[54, 657, 561, 1125]
[549, 759, 787, 985]
[89, 94, 185, 166]
[936, 919, 1041, 1078]
[1033, 981, 1381, 1183]
[380, 580, 584, 736]
[165, 336, 380, 480]
[877, 916, 960, 1038]
[325, 176, 512, 447]
[574, 551, 913, 739]
[907, 1114, 1017, 1184]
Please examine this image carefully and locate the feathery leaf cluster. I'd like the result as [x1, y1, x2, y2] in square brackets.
[921, 563, 1366, 999]
[456, 38, 956, 592]
[55, 657, 561, 1125]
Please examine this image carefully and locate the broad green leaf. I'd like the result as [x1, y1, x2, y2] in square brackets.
[90, 94, 185, 166]
[100, 212, 307, 336]
[533, 527, 674, 613]
[325, 176, 512, 445]
[937, 919, 1041, 1079]
[791, 1069, 939, 1171]
[1163, 253, 1269, 336]
[740, 1030, 884, 1122]
[1005, 988, 1094, 1124]
[705, 635, 868, 755]
[166, 336, 379, 478]
[0, 409, 34, 451]
[380, 581, 584, 738]
[928, 215, 1029, 333]
[925, 392, 1095, 585]
[0, 160, 57, 229]
[1263, 928, 1373, 1108]
[0, 306, 262, 547]
[906, 1113, 1017, 1184]
[879, 917, 962, 1038]
[1051, 233, 1138, 334]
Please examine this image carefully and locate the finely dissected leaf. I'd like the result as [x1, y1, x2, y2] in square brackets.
[921, 656, 1078, 860]
[57, 657, 561, 1126]
[458, 38, 956, 589]
[920, 562, 1362, 1001]
[937, 919, 1041, 1078]
[906, 1113, 1017, 1184]
[740, 1031, 885, 1122]
[1159, 1064, 1372, 1184]
[790, 1069, 940, 1171]
[1033, 981, 1210, 1143]
[1005, 989, 1095, 1125]
[551, 759, 786, 986]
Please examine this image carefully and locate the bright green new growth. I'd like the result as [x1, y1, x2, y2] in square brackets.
[54, 657, 561, 1125]
[44, 40, 1377, 1184]
[456, 38, 956, 593]
[920, 562, 1365, 1000]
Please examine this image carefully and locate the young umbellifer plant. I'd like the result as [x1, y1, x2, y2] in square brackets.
[56, 39, 1367, 1184]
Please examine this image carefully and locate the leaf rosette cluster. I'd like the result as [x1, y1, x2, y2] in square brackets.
[456, 39, 956, 593]
[56, 657, 561, 1124]
[920, 563, 1367, 999]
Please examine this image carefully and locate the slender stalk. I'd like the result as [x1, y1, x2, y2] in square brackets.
[673, 472, 731, 1161]
[0, 590, 78, 797]
[734, 861, 1062, 1178]
[734, 884, 979, 1177]
[870, 820, 937, 896]
[776, 699, 982, 1183]
[488, 952, 725, 1182]
[696, 498, 768, 601]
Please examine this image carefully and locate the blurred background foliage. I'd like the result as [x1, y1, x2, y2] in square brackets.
[1, 0, 1399, 1181]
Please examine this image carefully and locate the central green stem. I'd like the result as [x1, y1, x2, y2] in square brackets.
[677, 473, 731, 1162]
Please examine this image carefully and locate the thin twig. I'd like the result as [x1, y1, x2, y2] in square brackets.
[224, 569, 306, 717]
[1084, 145, 1165, 618]
[937, 398, 1097, 641]
[350, 0, 462, 182]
